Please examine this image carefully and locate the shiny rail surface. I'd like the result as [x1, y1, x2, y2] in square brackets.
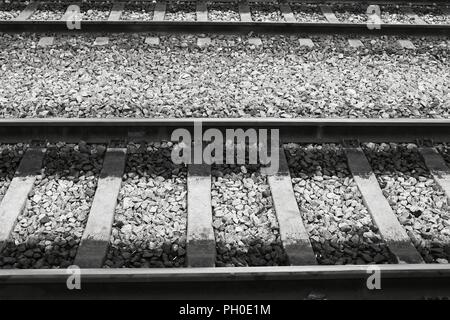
[1, 265, 450, 299]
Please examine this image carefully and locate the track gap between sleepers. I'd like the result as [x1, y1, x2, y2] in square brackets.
[105, 142, 187, 268]
[0, 142, 105, 269]
[285, 143, 397, 265]
[364, 143, 450, 263]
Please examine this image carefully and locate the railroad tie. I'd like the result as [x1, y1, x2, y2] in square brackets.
[398, 39, 416, 49]
[196, 0, 208, 22]
[348, 39, 364, 48]
[74, 147, 127, 268]
[38, 37, 54, 47]
[13, 2, 39, 21]
[238, 0, 252, 22]
[153, 0, 166, 21]
[265, 148, 317, 265]
[401, 6, 427, 25]
[145, 36, 160, 46]
[93, 37, 109, 46]
[442, 7, 450, 16]
[298, 38, 314, 47]
[197, 37, 212, 48]
[319, 5, 339, 23]
[108, 2, 124, 21]
[418, 146, 450, 201]
[279, 2, 296, 23]
[186, 164, 215, 267]
[0, 147, 46, 252]
[93, 3, 125, 45]
[248, 37, 262, 47]
[344, 145, 424, 264]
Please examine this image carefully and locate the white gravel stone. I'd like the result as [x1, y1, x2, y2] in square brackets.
[285, 144, 394, 265]
[290, 3, 326, 22]
[212, 164, 287, 267]
[0, 2, 24, 20]
[81, 2, 111, 21]
[121, 2, 155, 20]
[29, 2, 67, 20]
[0, 34, 447, 119]
[165, 1, 196, 21]
[0, 142, 104, 269]
[105, 143, 187, 268]
[411, 5, 450, 24]
[0, 144, 26, 202]
[250, 3, 283, 22]
[145, 36, 160, 46]
[207, 2, 239, 21]
[364, 143, 450, 263]
[381, 5, 416, 24]
[333, 4, 367, 23]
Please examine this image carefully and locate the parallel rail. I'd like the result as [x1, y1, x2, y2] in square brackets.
[1, 118, 450, 299]
[1, 20, 449, 34]
[0, 118, 449, 143]
[1, 265, 450, 299]
[1, 1, 449, 35]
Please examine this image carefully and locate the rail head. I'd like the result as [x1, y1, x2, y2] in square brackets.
[1, 264, 450, 283]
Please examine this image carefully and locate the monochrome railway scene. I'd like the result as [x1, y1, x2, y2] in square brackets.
[0, 0, 448, 303]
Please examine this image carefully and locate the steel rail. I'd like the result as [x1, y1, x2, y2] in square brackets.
[184, 0, 450, 4]
[0, 20, 449, 34]
[0, 118, 449, 143]
[1, 264, 450, 299]
[3, 0, 446, 4]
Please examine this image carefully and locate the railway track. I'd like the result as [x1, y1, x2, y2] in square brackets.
[1, 118, 450, 299]
[0, 0, 449, 34]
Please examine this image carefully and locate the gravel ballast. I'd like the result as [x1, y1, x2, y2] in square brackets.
[364, 143, 450, 264]
[121, 2, 155, 20]
[207, 2, 240, 22]
[290, 3, 326, 22]
[105, 143, 187, 268]
[334, 4, 367, 23]
[165, 2, 196, 21]
[80, 1, 111, 21]
[381, 5, 415, 24]
[0, 142, 104, 269]
[250, 3, 283, 22]
[29, 2, 68, 20]
[0, 2, 24, 20]
[212, 164, 287, 267]
[0, 34, 448, 119]
[0, 144, 26, 202]
[411, 6, 450, 24]
[286, 144, 394, 265]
